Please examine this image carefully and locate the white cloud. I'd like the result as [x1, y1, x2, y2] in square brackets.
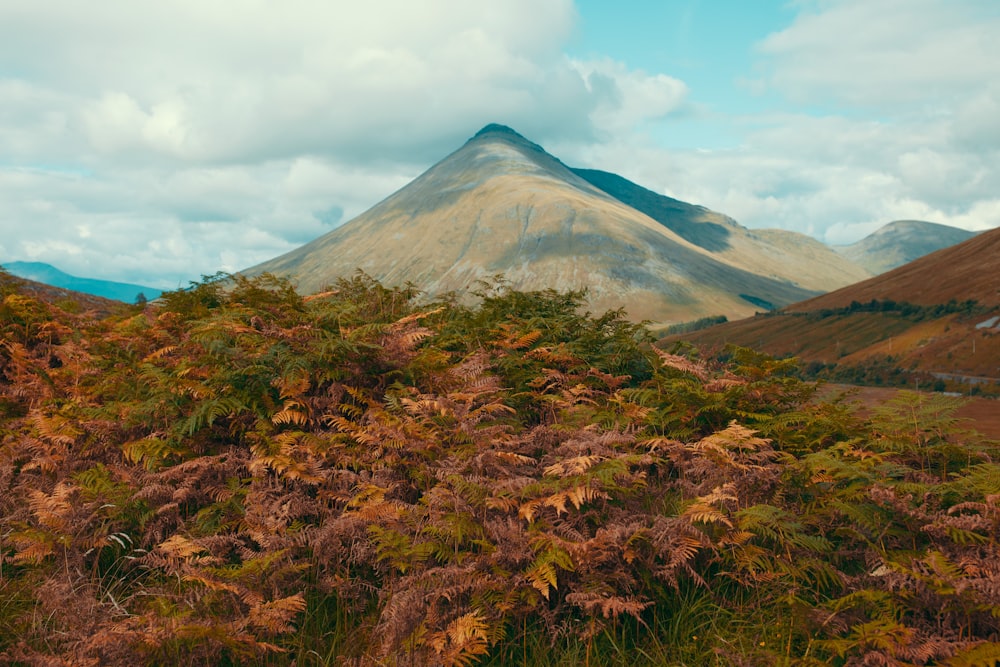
[0, 0, 998, 290]
[0, 1, 600, 285]
[570, 58, 689, 135]
[570, 0, 1000, 247]
[757, 0, 1000, 108]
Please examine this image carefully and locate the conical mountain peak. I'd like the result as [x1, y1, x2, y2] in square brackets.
[467, 123, 547, 154]
[243, 127, 869, 326]
[472, 123, 524, 139]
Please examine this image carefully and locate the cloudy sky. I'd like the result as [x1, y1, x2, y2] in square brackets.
[2, 0, 998, 289]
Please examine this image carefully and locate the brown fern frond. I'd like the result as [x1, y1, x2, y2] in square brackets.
[682, 484, 738, 528]
[566, 485, 610, 510]
[26, 483, 74, 531]
[509, 330, 542, 350]
[653, 347, 710, 380]
[141, 345, 177, 362]
[181, 572, 242, 594]
[29, 409, 81, 446]
[544, 492, 569, 516]
[490, 451, 536, 466]
[431, 610, 490, 667]
[525, 560, 558, 599]
[302, 289, 340, 302]
[565, 592, 652, 619]
[544, 455, 603, 477]
[518, 499, 544, 523]
[271, 400, 311, 426]
[485, 495, 519, 513]
[247, 593, 307, 635]
[157, 534, 208, 560]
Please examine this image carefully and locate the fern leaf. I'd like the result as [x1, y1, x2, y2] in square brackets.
[158, 534, 208, 560]
[485, 495, 519, 513]
[271, 400, 310, 426]
[945, 641, 1000, 667]
[142, 345, 177, 362]
[526, 560, 558, 599]
[566, 485, 609, 509]
[543, 454, 603, 477]
[518, 499, 543, 523]
[247, 593, 307, 635]
[544, 491, 569, 516]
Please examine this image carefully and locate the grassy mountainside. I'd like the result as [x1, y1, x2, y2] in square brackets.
[572, 168, 870, 292]
[244, 125, 867, 327]
[0, 266, 129, 317]
[799, 225, 1000, 310]
[2, 272, 999, 665]
[666, 227, 1000, 390]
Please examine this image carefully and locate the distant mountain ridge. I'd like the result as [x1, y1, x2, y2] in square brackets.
[0, 266, 125, 316]
[243, 124, 870, 326]
[1, 261, 162, 303]
[835, 220, 977, 275]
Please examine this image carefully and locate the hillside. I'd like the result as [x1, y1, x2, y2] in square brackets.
[572, 168, 870, 293]
[2, 261, 162, 303]
[665, 227, 1000, 387]
[795, 225, 1000, 310]
[244, 124, 867, 327]
[835, 220, 977, 275]
[0, 266, 128, 317]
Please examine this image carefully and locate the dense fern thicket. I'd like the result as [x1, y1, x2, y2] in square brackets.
[1, 272, 998, 666]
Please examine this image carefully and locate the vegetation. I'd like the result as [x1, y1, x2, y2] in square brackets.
[1, 273, 999, 665]
[660, 315, 728, 337]
[803, 299, 985, 322]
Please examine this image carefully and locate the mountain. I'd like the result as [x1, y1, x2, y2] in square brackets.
[1, 261, 162, 303]
[244, 124, 867, 327]
[570, 168, 869, 294]
[0, 266, 126, 317]
[835, 220, 976, 275]
[665, 226, 1000, 385]
[797, 225, 1000, 310]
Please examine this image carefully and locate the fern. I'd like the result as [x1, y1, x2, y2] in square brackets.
[945, 642, 1000, 667]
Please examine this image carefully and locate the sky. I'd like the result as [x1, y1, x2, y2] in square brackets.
[1, 0, 999, 290]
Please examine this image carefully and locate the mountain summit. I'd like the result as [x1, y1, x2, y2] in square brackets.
[835, 220, 977, 275]
[244, 125, 867, 325]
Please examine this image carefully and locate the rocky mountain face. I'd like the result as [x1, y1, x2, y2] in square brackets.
[835, 220, 977, 275]
[244, 124, 868, 327]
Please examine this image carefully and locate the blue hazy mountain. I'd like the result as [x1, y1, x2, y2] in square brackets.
[1, 261, 162, 303]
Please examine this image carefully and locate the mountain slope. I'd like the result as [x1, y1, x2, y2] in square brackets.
[1, 267, 126, 317]
[666, 226, 1000, 383]
[572, 168, 870, 292]
[796, 225, 1000, 310]
[835, 220, 976, 275]
[245, 125, 866, 326]
[2, 261, 162, 303]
